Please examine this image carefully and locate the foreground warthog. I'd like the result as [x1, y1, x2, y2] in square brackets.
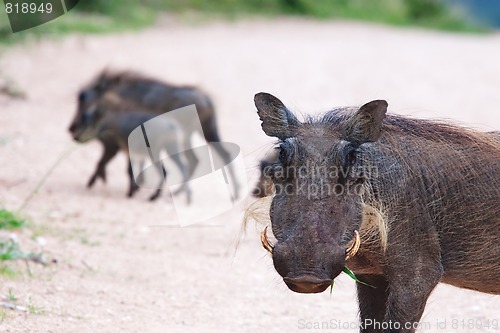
[73, 93, 191, 202]
[69, 70, 239, 196]
[253, 92, 499, 332]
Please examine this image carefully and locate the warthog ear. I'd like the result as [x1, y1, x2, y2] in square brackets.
[254, 92, 300, 140]
[345, 100, 388, 144]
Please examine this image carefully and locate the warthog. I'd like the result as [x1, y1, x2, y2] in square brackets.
[73, 92, 191, 202]
[69, 70, 239, 197]
[253, 92, 499, 332]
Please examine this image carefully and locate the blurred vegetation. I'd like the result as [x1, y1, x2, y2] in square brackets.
[0, 210, 25, 230]
[75, 0, 486, 30]
[0, 209, 46, 278]
[0, 0, 488, 45]
[0, 3, 155, 45]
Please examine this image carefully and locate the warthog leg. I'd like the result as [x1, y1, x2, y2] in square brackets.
[182, 136, 199, 177]
[88, 140, 119, 188]
[148, 162, 166, 201]
[357, 275, 389, 333]
[127, 159, 140, 198]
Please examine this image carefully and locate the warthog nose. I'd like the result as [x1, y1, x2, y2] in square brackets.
[283, 275, 332, 294]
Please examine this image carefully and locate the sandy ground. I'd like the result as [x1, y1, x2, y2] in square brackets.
[0, 17, 499, 333]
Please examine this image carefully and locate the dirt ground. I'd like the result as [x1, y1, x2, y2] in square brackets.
[0, 17, 499, 333]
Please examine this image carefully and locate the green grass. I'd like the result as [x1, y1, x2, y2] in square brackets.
[0, 237, 46, 278]
[0, 239, 26, 261]
[0, 309, 6, 323]
[7, 289, 17, 302]
[0, 206, 51, 285]
[27, 296, 45, 315]
[141, 0, 487, 32]
[0, 210, 42, 276]
[0, 264, 19, 278]
[0, 4, 156, 45]
[0, 210, 25, 230]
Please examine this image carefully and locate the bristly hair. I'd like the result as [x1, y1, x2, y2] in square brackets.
[87, 69, 197, 92]
[93, 91, 139, 112]
[300, 107, 500, 153]
[90, 69, 160, 89]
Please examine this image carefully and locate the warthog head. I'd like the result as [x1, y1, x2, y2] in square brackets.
[69, 100, 107, 143]
[254, 92, 387, 294]
[69, 91, 125, 143]
[69, 71, 122, 140]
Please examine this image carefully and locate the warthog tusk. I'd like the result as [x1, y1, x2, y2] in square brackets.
[345, 230, 361, 260]
[260, 224, 274, 254]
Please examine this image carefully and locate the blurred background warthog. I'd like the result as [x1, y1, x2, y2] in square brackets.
[69, 70, 240, 199]
[72, 92, 192, 202]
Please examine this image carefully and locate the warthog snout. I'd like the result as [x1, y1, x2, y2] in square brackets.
[68, 122, 77, 134]
[268, 227, 360, 294]
[68, 121, 83, 141]
[271, 238, 348, 294]
[68, 111, 91, 141]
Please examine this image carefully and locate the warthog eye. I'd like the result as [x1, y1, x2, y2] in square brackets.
[338, 144, 361, 186]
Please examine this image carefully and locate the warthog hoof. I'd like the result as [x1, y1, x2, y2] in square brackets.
[149, 190, 161, 201]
